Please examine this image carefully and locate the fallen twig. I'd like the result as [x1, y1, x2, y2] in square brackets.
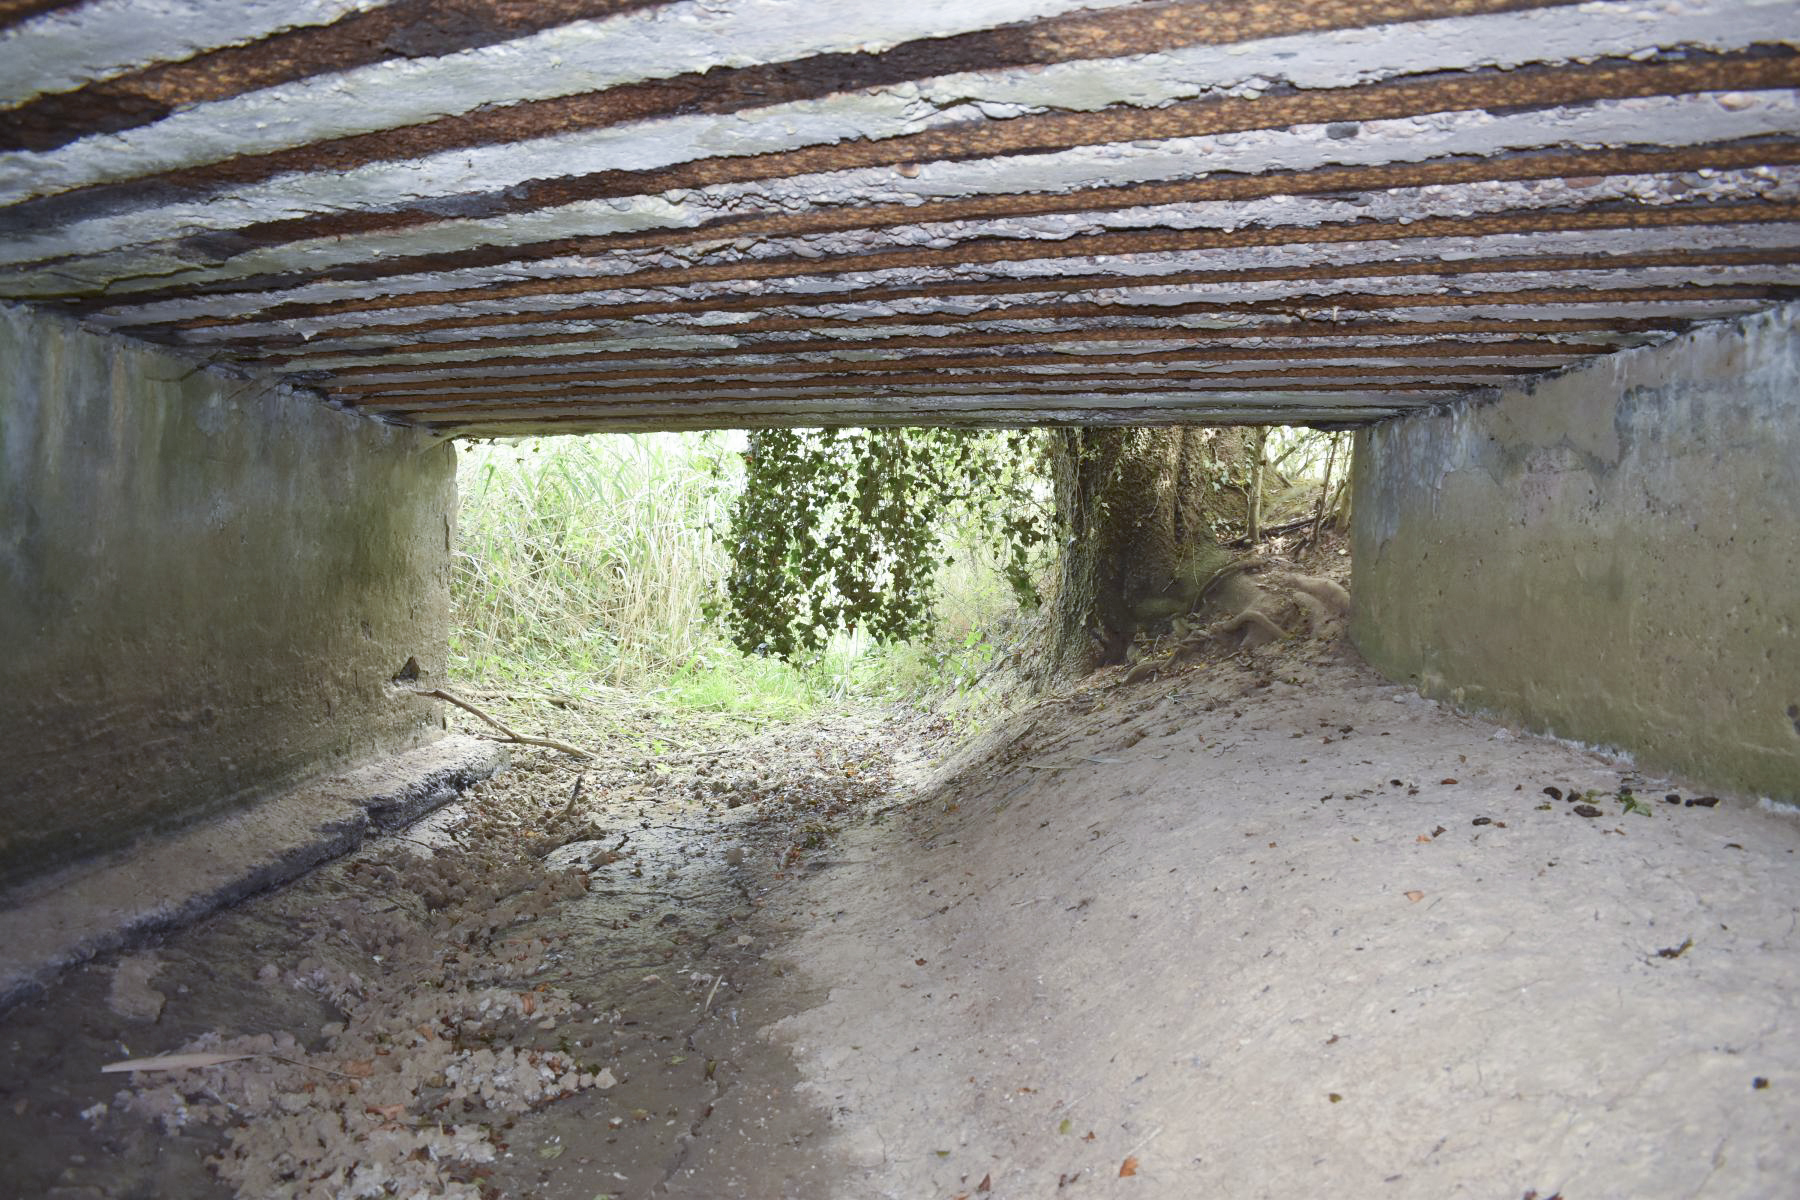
[654, 745, 734, 763]
[102, 1051, 257, 1074]
[412, 688, 594, 759]
[556, 774, 587, 822]
[1222, 514, 1315, 547]
[1123, 1123, 1165, 1160]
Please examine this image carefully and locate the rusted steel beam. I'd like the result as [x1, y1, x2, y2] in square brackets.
[145, 201, 1800, 336]
[426, 405, 1413, 434]
[324, 352, 1549, 390]
[264, 318, 1681, 380]
[379, 390, 1432, 426]
[250, 284, 1788, 371]
[267, 320, 1679, 383]
[330, 362, 1525, 401]
[63, 137, 1800, 314]
[0, 0, 1575, 156]
[0, 0, 80, 31]
[246, 245, 1800, 353]
[1273, 283, 1800, 311]
[310, 342, 1587, 388]
[326, 282, 1800, 353]
[359, 386, 1475, 427]
[16, 48, 1791, 256]
[0, 2, 666, 151]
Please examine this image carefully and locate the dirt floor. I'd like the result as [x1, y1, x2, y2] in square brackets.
[2, 565, 1797, 1199]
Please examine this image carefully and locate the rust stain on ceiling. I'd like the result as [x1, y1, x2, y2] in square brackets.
[1, 0, 1797, 434]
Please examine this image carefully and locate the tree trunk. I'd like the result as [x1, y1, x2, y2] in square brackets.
[1246, 426, 1268, 545]
[1047, 426, 1244, 671]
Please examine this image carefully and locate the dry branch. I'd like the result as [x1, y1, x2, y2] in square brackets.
[412, 688, 595, 759]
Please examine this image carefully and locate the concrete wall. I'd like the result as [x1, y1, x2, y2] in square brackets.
[0, 303, 456, 889]
[1352, 303, 1800, 804]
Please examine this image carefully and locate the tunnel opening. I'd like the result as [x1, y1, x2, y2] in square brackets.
[3, 0, 1799, 1195]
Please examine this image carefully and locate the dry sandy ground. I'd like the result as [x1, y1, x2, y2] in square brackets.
[757, 638, 1800, 1199]
[3, 616, 1796, 1199]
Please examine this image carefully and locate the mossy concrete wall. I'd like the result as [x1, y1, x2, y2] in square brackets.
[1352, 303, 1800, 804]
[0, 303, 456, 889]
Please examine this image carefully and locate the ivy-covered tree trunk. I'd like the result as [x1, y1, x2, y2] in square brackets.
[1048, 427, 1245, 670]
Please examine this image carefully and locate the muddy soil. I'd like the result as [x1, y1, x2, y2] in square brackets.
[0, 694, 949, 1200]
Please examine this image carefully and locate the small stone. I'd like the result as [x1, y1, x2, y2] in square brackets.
[725, 847, 746, 865]
[1472, 817, 1493, 826]
[106, 954, 166, 1023]
[1686, 796, 1720, 808]
[1573, 804, 1603, 818]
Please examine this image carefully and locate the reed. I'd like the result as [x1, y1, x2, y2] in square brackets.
[451, 434, 733, 688]
[450, 431, 1042, 715]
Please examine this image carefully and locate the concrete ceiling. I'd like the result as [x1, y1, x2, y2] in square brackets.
[1, 0, 1797, 435]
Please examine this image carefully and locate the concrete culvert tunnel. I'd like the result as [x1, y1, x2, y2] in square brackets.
[2, 1, 1799, 1196]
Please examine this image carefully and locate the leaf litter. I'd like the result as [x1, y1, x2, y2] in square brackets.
[0, 688, 942, 1199]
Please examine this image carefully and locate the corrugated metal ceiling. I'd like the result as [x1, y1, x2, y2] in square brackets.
[1, 0, 1797, 433]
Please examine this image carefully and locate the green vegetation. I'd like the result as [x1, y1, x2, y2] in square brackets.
[449, 426, 1347, 716]
[451, 435, 732, 688]
[450, 432, 1047, 718]
[722, 427, 1049, 661]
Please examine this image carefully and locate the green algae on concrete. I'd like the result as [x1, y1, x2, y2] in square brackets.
[0, 303, 458, 889]
[1353, 303, 1800, 804]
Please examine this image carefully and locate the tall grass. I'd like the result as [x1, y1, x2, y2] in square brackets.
[451, 435, 734, 687]
[450, 432, 1042, 718]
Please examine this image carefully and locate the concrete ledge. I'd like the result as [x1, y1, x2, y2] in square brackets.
[0, 735, 504, 1010]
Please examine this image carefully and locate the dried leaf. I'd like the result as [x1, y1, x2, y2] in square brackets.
[1655, 937, 1694, 960]
[366, 1103, 408, 1120]
[1404, 890, 1424, 902]
[1119, 1156, 1139, 1177]
[977, 1174, 992, 1192]
[100, 1051, 257, 1074]
[342, 1059, 376, 1078]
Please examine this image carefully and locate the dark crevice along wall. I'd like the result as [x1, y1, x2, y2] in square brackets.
[0, 302, 456, 890]
[1353, 301, 1800, 804]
